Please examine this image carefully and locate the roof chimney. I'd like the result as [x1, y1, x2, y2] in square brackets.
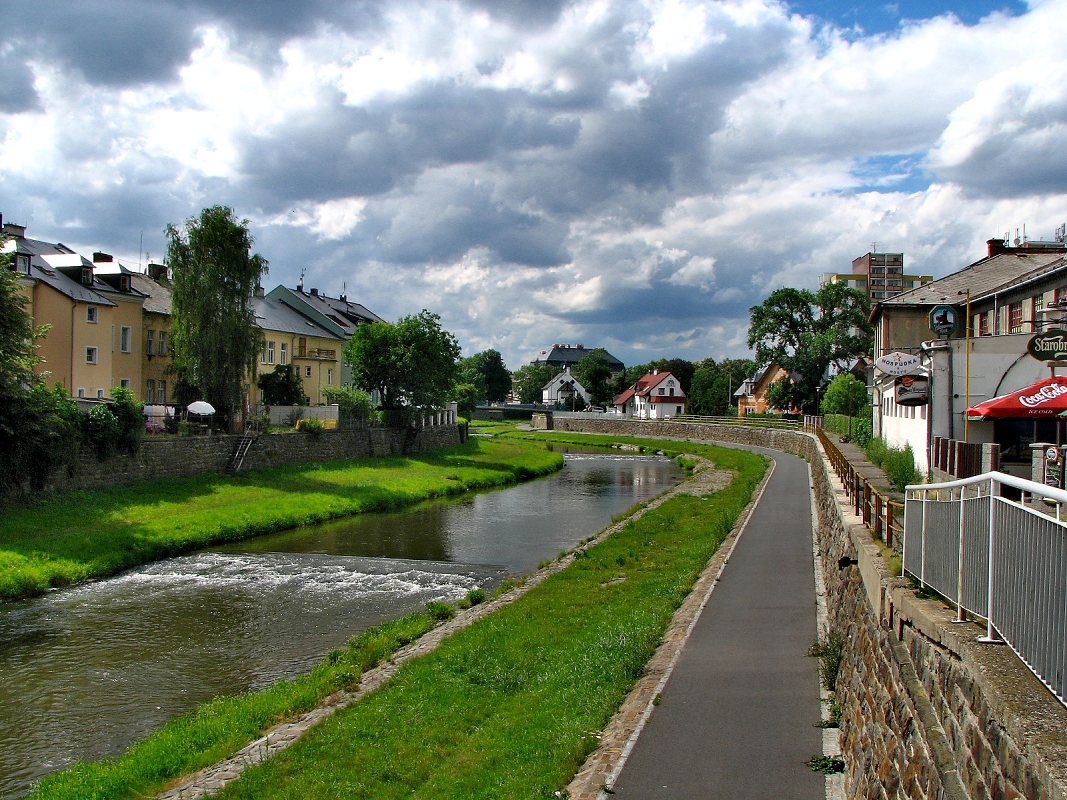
[92, 251, 113, 263]
[147, 263, 168, 282]
[987, 238, 1009, 257]
[310, 287, 318, 296]
[3, 221, 26, 239]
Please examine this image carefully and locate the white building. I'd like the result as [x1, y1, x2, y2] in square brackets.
[542, 367, 591, 406]
[613, 370, 686, 419]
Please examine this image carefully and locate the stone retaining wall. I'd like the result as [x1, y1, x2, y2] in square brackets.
[47, 425, 462, 493]
[555, 419, 1067, 800]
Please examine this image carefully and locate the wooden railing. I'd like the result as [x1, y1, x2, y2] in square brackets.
[817, 427, 904, 549]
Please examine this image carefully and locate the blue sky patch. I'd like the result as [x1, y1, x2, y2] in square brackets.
[849, 152, 932, 193]
[787, 0, 1027, 35]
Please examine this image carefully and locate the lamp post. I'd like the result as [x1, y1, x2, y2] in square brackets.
[959, 289, 971, 442]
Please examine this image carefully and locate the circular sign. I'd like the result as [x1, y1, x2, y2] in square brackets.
[1028, 329, 1067, 362]
[929, 305, 959, 337]
[1047, 447, 1060, 462]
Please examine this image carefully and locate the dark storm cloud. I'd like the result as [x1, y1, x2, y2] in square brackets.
[462, 0, 573, 27]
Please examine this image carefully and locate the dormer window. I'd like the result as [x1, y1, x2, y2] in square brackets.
[81, 267, 93, 286]
[15, 254, 29, 274]
[119, 275, 131, 292]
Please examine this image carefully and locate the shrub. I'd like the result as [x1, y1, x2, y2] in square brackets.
[82, 404, 120, 460]
[883, 443, 921, 492]
[807, 632, 845, 692]
[257, 364, 307, 406]
[285, 406, 305, 427]
[295, 417, 325, 437]
[852, 417, 873, 448]
[110, 387, 144, 455]
[425, 600, 455, 622]
[323, 386, 373, 428]
[457, 587, 487, 609]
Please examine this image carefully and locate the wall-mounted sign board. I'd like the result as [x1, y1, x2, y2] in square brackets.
[1028, 329, 1067, 362]
[895, 374, 929, 406]
[874, 352, 922, 376]
[929, 305, 959, 337]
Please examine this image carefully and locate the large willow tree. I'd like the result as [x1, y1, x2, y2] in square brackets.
[166, 206, 267, 422]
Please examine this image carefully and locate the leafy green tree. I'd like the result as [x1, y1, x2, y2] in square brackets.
[573, 349, 614, 406]
[457, 349, 511, 403]
[323, 385, 374, 427]
[166, 206, 268, 425]
[820, 373, 869, 417]
[346, 310, 460, 410]
[688, 358, 756, 415]
[452, 382, 479, 419]
[257, 364, 308, 406]
[765, 375, 797, 413]
[747, 283, 872, 414]
[513, 363, 560, 404]
[110, 386, 144, 456]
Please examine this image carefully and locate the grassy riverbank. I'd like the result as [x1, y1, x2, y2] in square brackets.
[0, 438, 563, 602]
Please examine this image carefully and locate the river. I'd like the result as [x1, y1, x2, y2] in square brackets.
[0, 451, 683, 798]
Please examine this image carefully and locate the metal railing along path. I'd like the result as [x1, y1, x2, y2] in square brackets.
[904, 472, 1067, 708]
[817, 427, 904, 548]
[669, 414, 802, 430]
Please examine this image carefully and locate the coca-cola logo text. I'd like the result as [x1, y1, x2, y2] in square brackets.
[1019, 383, 1067, 408]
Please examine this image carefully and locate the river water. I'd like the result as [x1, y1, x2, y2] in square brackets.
[0, 452, 682, 798]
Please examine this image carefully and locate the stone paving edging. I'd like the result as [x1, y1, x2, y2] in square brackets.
[564, 452, 776, 800]
[157, 454, 731, 800]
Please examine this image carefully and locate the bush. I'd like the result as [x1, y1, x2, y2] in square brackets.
[807, 632, 845, 692]
[425, 600, 455, 622]
[852, 417, 873, 448]
[296, 417, 325, 437]
[110, 387, 144, 455]
[82, 404, 120, 460]
[257, 364, 307, 406]
[457, 587, 487, 609]
[883, 444, 921, 492]
[323, 386, 373, 428]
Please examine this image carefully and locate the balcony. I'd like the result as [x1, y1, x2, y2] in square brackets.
[295, 348, 337, 360]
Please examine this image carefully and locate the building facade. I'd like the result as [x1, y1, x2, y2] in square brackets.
[821, 251, 933, 302]
[614, 370, 686, 419]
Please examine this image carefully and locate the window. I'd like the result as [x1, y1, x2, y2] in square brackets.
[669, 387, 675, 396]
[1034, 295, 1044, 326]
[86, 306, 98, 323]
[119, 275, 131, 292]
[86, 346, 97, 364]
[120, 379, 130, 389]
[15, 254, 29, 274]
[267, 341, 275, 364]
[299, 337, 307, 357]
[327, 368, 333, 386]
[120, 326, 131, 353]
[96, 389, 104, 399]
[147, 379, 155, 401]
[1057, 286, 1067, 306]
[870, 266, 885, 274]
[872, 291, 884, 299]
[280, 343, 288, 365]
[978, 312, 989, 336]
[887, 267, 902, 275]
[305, 365, 312, 377]
[1009, 302, 1023, 333]
[146, 329, 155, 355]
[157, 380, 167, 404]
[676, 405, 682, 414]
[77, 388, 85, 398]
[157, 331, 167, 356]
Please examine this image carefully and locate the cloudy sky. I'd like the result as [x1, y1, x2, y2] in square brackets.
[2, 0, 1064, 368]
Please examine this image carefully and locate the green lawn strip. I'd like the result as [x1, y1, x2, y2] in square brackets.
[197, 445, 766, 800]
[506, 428, 740, 462]
[0, 438, 563, 602]
[29, 612, 437, 800]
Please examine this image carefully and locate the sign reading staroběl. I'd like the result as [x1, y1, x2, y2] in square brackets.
[1028, 329, 1067, 361]
[874, 352, 922, 376]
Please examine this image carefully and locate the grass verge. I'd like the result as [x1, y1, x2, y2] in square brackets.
[162, 444, 763, 800]
[0, 438, 563, 602]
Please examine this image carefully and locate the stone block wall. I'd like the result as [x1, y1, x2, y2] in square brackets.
[555, 418, 1067, 800]
[46, 425, 462, 493]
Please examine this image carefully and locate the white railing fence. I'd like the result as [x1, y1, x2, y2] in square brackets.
[904, 472, 1067, 707]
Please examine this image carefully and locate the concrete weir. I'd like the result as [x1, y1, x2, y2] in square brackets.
[554, 418, 1067, 800]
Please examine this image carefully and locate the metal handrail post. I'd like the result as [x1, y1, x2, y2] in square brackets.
[978, 476, 1002, 643]
[955, 483, 968, 623]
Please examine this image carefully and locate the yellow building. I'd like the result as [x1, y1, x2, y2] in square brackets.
[250, 296, 345, 406]
[3, 224, 147, 400]
[131, 265, 173, 405]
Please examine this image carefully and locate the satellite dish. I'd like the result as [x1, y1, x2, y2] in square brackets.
[187, 401, 216, 415]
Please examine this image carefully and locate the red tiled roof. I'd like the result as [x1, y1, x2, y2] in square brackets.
[614, 387, 636, 405]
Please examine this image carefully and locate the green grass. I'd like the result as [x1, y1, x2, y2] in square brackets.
[176, 443, 764, 800]
[29, 612, 437, 800]
[0, 438, 563, 602]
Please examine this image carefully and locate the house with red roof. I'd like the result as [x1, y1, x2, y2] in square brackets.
[613, 370, 686, 419]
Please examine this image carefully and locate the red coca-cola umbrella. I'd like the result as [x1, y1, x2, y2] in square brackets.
[966, 376, 1067, 420]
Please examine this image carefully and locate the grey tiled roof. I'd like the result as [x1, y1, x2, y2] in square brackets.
[877, 251, 1066, 309]
[253, 297, 343, 340]
[128, 273, 172, 315]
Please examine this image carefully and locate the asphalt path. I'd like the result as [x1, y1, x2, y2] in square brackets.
[610, 446, 824, 799]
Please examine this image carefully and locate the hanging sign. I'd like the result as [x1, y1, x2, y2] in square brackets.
[895, 374, 929, 406]
[929, 305, 959, 337]
[874, 352, 922, 376]
[1028, 329, 1067, 361]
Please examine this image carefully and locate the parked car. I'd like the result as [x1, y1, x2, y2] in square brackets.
[584, 406, 606, 413]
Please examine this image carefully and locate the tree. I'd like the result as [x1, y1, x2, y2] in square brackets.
[688, 357, 756, 415]
[765, 375, 797, 413]
[345, 310, 460, 411]
[573, 349, 614, 406]
[747, 283, 872, 414]
[513, 363, 559, 404]
[452, 382, 479, 419]
[457, 349, 511, 403]
[257, 364, 308, 406]
[166, 206, 267, 424]
[323, 385, 374, 427]
[820, 373, 869, 417]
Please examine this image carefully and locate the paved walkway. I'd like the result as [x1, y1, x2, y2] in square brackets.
[609, 446, 825, 799]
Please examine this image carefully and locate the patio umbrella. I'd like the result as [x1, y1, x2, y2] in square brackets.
[966, 376, 1067, 420]
[187, 401, 216, 415]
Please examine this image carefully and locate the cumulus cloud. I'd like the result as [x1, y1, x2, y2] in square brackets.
[2, 0, 1066, 368]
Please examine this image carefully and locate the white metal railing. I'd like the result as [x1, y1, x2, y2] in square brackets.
[904, 472, 1067, 707]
